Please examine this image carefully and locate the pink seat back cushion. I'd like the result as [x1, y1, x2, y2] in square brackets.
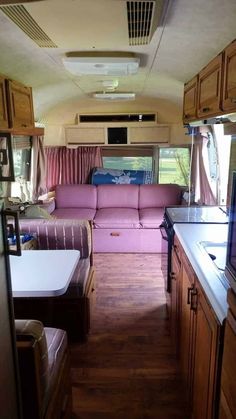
[55, 184, 97, 209]
[139, 184, 182, 208]
[97, 184, 139, 209]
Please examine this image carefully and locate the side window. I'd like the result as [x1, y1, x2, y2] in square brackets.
[11, 136, 32, 201]
[158, 147, 190, 186]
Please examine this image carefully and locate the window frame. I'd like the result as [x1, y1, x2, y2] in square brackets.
[157, 145, 191, 186]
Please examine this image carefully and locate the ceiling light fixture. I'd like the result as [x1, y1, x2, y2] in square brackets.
[93, 92, 136, 101]
[62, 54, 140, 76]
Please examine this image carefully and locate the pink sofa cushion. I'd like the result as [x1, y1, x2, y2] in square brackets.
[139, 184, 182, 209]
[52, 208, 96, 220]
[55, 185, 97, 209]
[139, 208, 164, 228]
[94, 208, 140, 228]
[97, 184, 139, 209]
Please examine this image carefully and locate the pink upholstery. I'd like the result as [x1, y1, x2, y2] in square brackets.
[52, 208, 96, 220]
[139, 184, 182, 208]
[94, 208, 140, 228]
[93, 228, 162, 253]
[97, 184, 139, 209]
[55, 184, 97, 209]
[48, 183, 183, 253]
[139, 208, 164, 228]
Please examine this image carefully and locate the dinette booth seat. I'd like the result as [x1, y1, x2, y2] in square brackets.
[15, 218, 95, 342]
[15, 319, 71, 419]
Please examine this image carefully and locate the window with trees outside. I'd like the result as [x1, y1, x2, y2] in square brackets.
[102, 147, 153, 171]
[158, 147, 190, 186]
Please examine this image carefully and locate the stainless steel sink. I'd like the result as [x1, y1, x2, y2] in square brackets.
[197, 241, 229, 289]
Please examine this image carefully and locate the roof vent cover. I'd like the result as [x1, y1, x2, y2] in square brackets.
[0, 5, 58, 48]
[127, 0, 165, 45]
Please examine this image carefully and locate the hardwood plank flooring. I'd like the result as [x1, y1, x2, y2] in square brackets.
[70, 253, 190, 419]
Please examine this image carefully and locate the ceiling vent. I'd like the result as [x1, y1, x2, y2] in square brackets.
[93, 92, 136, 101]
[0, 4, 58, 48]
[62, 54, 140, 76]
[126, 0, 165, 45]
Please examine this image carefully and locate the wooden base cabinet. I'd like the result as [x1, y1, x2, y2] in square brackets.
[219, 289, 236, 419]
[192, 285, 221, 419]
[172, 236, 223, 419]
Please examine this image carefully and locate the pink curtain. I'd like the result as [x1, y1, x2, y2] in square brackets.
[31, 135, 46, 201]
[191, 131, 217, 205]
[45, 146, 102, 191]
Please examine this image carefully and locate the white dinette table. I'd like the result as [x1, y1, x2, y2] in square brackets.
[10, 249, 80, 297]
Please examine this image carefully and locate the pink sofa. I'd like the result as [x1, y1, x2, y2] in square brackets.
[50, 184, 182, 253]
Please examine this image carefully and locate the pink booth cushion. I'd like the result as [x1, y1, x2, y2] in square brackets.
[97, 184, 139, 209]
[55, 184, 97, 209]
[139, 208, 164, 228]
[94, 208, 140, 228]
[139, 184, 182, 208]
[52, 208, 96, 220]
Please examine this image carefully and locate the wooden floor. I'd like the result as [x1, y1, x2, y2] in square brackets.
[70, 253, 190, 419]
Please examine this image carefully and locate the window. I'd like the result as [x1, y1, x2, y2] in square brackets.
[11, 136, 32, 201]
[102, 147, 153, 171]
[213, 124, 231, 205]
[158, 147, 190, 186]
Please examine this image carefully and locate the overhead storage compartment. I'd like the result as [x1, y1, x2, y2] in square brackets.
[65, 124, 169, 146]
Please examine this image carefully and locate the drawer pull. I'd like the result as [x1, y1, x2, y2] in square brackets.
[110, 232, 120, 237]
[187, 286, 194, 304]
[202, 107, 210, 113]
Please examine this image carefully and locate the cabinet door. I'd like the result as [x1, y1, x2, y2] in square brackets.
[170, 247, 181, 354]
[7, 80, 34, 129]
[192, 285, 221, 419]
[129, 126, 169, 144]
[65, 127, 106, 145]
[222, 40, 236, 112]
[197, 54, 223, 118]
[179, 257, 195, 398]
[183, 76, 198, 123]
[0, 75, 9, 129]
[219, 303, 236, 419]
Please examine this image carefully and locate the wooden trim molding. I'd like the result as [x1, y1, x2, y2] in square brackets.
[0, 127, 44, 136]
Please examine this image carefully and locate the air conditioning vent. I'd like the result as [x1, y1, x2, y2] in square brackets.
[126, 0, 165, 45]
[0, 5, 58, 48]
[79, 113, 157, 123]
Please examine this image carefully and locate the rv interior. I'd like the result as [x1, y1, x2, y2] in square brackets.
[0, 0, 236, 418]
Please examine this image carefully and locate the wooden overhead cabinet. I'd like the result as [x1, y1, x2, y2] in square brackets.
[0, 75, 9, 129]
[222, 39, 236, 112]
[6, 79, 34, 129]
[197, 53, 223, 119]
[183, 76, 198, 123]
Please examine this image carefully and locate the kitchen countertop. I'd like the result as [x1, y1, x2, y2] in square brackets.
[174, 223, 229, 324]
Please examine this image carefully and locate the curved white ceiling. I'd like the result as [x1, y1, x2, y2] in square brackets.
[0, 0, 236, 120]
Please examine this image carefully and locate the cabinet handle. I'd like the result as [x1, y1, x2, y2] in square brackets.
[170, 272, 176, 280]
[187, 286, 194, 304]
[190, 289, 198, 311]
[21, 124, 27, 127]
[202, 107, 210, 113]
[184, 113, 190, 119]
[231, 98, 236, 103]
[110, 232, 120, 237]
